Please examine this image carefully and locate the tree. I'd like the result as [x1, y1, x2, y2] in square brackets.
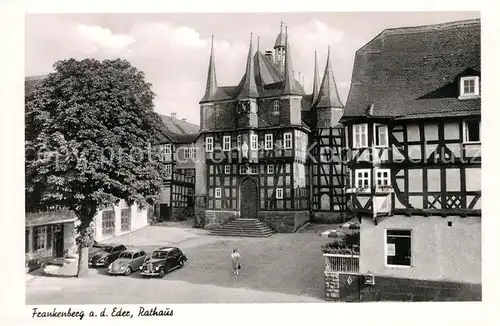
[25, 58, 167, 277]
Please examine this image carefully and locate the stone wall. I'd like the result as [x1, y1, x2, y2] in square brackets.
[258, 210, 310, 233]
[194, 195, 207, 228]
[324, 272, 481, 301]
[171, 207, 194, 221]
[324, 272, 341, 300]
[312, 212, 348, 224]
[256, 98, 280, 127]
[204, 210, 239, 229]
[358, 275, 482, 301]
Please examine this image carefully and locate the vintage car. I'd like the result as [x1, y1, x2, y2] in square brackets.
[89, 243, 127, 267]
[107, 249, 147, 276]
[139, 246, 187, 278]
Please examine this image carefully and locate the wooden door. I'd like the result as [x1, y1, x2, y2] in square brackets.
[160, 204, 171, 221]
[240, 178, 258, 219]
[53, 224, 64, 258]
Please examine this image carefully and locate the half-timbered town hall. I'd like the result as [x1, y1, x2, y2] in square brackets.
[195, 26, 346, 234]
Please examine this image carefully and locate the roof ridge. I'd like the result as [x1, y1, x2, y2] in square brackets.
[383, 18, 480, 35]
[158, 113, 200, 129]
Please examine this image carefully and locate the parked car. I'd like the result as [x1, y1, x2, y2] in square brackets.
[89, 243, 127, 267]
[107, 249, 147, 276]
[139, 247, 187, 278]
[341, 219, 360, 231]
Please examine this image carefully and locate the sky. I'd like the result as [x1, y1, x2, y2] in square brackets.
[25, 11, 480, 125]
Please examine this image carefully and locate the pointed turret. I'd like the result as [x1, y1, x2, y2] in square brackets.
[315, 46, 343, 108]
[236, 33, 259, 99]
[274, 22, 286, 72]
[200, 36, 218, 102]
[311, 51, 321, 104]
[282, 27, 301, 96]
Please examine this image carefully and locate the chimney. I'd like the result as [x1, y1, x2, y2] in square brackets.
[265, 50, 273, 61]
[182, 118, 186, 122]
[171, 112, 177, 120]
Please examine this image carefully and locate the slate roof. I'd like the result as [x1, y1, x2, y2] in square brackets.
[343, 19, 480, 120]
[275, 32, 286, 48]
[235, 36, 259, 99]
[282, 30, 302, 96]
[158, 114, 199, 143]
[200, 36, 218, 102]
[200, 44, 305, 103]
[255, 51, 282, 85]
[313, 47, 344, 109]
[311, 51, 321, 105]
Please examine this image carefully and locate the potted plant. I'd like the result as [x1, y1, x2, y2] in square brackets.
[375, 185, 394, 193]
[356, 186, 371, 193]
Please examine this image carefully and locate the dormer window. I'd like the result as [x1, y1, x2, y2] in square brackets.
[459, 76, 480, 99]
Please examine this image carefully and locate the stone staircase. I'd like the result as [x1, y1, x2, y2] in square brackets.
[210, 218, 275, 238]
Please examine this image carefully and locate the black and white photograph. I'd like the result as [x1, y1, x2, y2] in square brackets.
[1, 2, 499, 325]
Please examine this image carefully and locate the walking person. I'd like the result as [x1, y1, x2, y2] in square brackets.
[231, 249, 241, 275]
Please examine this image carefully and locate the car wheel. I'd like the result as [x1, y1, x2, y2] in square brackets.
[179, 259, 184, 268]
[124, 266, 132, 276]
[158, 267, 165, 278]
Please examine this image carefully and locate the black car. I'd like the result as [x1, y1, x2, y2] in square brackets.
[89, 243, 127, 267]
[139, 247, 187, 278]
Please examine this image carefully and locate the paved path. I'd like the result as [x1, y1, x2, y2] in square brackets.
[26, 274, 322, 304]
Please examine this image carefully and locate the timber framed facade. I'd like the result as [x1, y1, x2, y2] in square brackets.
[196, 26, 347, 232]
[340, 18, 481, 299]
[156, 114, 199, 221]
[344, 117, 481, 220]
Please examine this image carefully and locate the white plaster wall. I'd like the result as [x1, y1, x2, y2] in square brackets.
[93, 200, 149, 242]
[359, 215, 481, 284]
[159, 188, 171, 204]
[64, 222, 78, 255]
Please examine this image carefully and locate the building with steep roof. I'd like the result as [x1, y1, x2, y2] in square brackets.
[339, 19, 481, 301]
[195, 25, 347, 233]
[155, 112, 200, 222]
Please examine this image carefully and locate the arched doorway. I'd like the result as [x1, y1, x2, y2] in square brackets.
[240, 178, 258, 219]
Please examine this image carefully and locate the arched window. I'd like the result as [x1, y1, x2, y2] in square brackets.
[320, 194, 330, 211]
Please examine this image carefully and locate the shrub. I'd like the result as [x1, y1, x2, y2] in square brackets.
[321, 231, 360, 255]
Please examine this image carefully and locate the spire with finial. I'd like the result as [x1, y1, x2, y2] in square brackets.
[315, 46, 343, 108]
[274, 21, 286, 70]
[282, 27, 300, 95]
[235, 33, 258, 99]
[200, 35, 218, 102]
[311, 50, 321, 104]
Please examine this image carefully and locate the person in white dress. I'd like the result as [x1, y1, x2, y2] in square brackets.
[231, 249, 241, 275]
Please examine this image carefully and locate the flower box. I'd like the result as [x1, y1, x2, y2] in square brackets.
[375, 186, 394, 193]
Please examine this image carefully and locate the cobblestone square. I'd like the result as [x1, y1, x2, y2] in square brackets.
[26, 223, 332, 304]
